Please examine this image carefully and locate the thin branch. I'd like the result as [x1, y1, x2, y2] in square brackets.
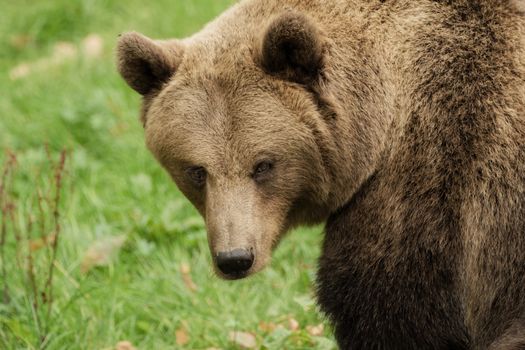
[36, 189, 52, 267]
[25, 207, 42, 338]
[0, 151, 17, 304]
[42, 150, 67, 342]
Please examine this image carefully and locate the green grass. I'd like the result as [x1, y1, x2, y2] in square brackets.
[0, 1, 335, 349]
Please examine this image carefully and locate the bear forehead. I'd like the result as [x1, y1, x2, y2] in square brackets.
[148, 74, 310, 166]
[156, 59, 307, 133]
[177, 41, 262, 89]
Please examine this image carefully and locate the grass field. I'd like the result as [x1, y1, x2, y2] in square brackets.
[0, 1, 335, 349]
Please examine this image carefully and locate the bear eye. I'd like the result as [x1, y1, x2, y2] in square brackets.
[252, 161, 274, 182]
[186, 166, 207, 187]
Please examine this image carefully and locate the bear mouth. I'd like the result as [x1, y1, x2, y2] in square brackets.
[220, 271, 250, 280]
[213, 263, 255, 280]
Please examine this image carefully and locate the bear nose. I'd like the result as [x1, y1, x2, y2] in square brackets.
[216, 248, 254, 275]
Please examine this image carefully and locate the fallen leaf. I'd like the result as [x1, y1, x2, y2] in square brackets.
[306, 324, 324, 337]
[82, 34, 104, 58]
[180, 262, 198, 292]
[258, 321, 277, 333]
[288, 317, 300, 332]
[9, 41, 78, 80]
[53, 42, 77, 60]
[182, 273, 197, 292]
[30, 233, 56, 252]
[81, 235, 126, 273]
[299, 262, 312, 270]
[9, 64, 30, 80]
[10, 34, 33, 49]
[175, 327, 189, 346]
[229, 331, 256, 349]
[115, 341, 136, 350]
[180, 262, 191, 274]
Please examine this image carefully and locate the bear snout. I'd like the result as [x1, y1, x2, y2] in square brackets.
[215, 248, 255, 279]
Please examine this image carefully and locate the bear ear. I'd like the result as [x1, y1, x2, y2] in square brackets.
[260, 12, 325, 85]
[117, 32, 184, 95]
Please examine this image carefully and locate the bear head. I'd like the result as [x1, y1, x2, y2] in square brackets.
[117, 11, 344, 279]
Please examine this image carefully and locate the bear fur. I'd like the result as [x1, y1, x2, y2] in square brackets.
[116, 0, 525, 349]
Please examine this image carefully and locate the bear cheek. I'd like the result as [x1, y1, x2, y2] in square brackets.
[257, 196, 289, 245]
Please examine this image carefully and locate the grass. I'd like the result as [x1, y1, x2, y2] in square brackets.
[0, 0, 335, 349]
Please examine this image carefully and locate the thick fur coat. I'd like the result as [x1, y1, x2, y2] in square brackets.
[116, 1, 525, 348]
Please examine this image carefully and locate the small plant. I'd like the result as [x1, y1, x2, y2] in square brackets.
[0, 148, 67, 349]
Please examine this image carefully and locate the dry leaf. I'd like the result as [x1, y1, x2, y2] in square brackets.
[229, 331, 256, 349]
[258, 321, 277, 333]
[9, 41, 77, 80]
[180, 263, 198, 292]
[82, 34, 104, 58]
[81, 235, 126, 273]
[9, 64, 31, 80]
[30, 233, 56, 251]
[306, 324, 324, 337]
[182, 274, 197, 292]
[115, 341, 136, 350]
[9, 34, 102, 80]
[53, 42, 77, 59]
[10, 34, 33, 49]
[288, 318, 300, 332]
[175, 327, 189, 346]
[180, 262, 191, 274]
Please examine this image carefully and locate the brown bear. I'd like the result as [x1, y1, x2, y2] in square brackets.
[116, 0, 525, 349]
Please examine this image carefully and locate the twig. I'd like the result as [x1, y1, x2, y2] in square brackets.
[42, 150, 67, 343]
[0, 151, 17, 304]
[8, 202, 23, 272]
[25, 207, 42, 337]
[36, 189, 52, 270]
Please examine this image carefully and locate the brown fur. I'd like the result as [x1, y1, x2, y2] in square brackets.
[117, 0, 525, 348]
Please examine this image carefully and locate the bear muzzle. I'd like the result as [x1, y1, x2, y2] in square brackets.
[215, 247, 255, 279]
